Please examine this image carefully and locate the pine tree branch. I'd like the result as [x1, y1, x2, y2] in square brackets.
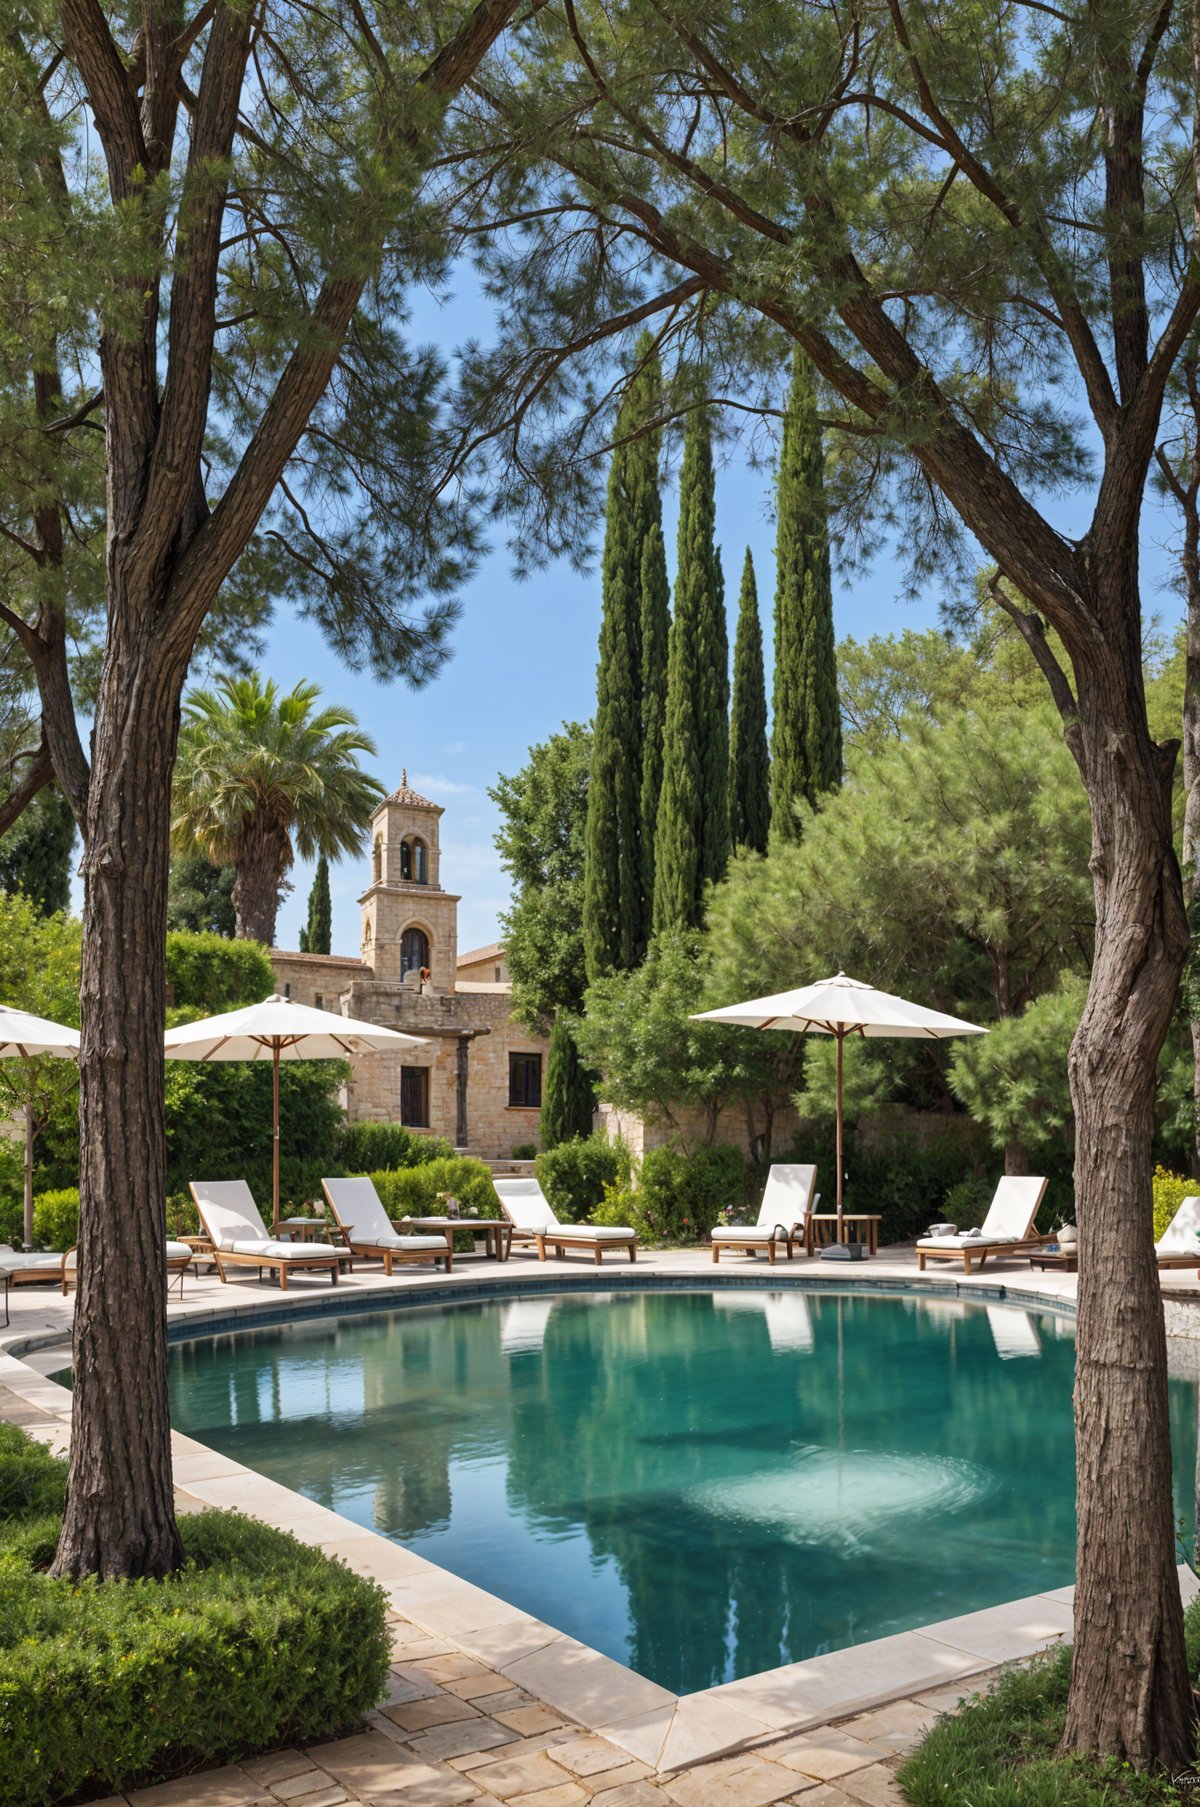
[0, 739, 55, 838]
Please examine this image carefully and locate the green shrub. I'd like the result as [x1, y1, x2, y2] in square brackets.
[368, 1156, 499, 1219]
[166, 1192, 202, 1237]
[166, 931, 274, 1014]
[165, 1059, 344, 1204]
[0, 1137, 26, 1244]
[31, 1188, 78, 1252]
[0, 1428, 390, 1807]
[337, 1121, 453, 1173]
[511, 1141, 538, 1160]
[594, 1144, 746, 1245]
[1153, 1164, 1195, 1241]
[941, 1175, 994, 1232]
[535, 1134, 629, 1220]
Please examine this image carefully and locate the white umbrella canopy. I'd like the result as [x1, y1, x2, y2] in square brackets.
[0, 1002, 80, 1058]
[164, 994, 427, 1232]
[0, 1003, 80, 1248]
[693, 972, 987, 1249]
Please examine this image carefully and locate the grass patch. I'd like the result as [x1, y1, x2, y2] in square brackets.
[898, 1637, 1200, 1805]
[0, 1423, 391, 1807]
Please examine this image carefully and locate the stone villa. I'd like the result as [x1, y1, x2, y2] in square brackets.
[270, 775, 548, 1156]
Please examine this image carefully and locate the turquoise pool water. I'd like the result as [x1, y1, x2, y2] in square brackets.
[167, 1289, 1198, 1695]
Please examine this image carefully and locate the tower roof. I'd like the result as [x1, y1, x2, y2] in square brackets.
[379, 768, 440, 812]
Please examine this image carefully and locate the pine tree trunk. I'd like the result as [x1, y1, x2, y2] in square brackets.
[1062, 605, 1192, 1765]
[51, 637, 184, 1580]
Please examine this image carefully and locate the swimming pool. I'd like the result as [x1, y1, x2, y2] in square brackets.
[167, 1288, 1198, 1695]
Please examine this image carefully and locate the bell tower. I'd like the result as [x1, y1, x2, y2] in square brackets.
[359, 771, 460, 990]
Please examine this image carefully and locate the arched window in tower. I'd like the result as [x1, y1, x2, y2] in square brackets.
[372, 836, 382, 883]
[399, 837, 427, 884]
[401, 927, 430, 978]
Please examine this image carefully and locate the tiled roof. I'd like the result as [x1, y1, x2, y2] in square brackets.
[458, 942, 504, 966]
[381, 767, 438, 810]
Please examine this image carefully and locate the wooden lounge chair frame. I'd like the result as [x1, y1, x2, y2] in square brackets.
[62, 1244, 192, 1297]
[190, 1182, 342, 1290]
[916, 1176, 1051, 1275]
[321, 1178, 454, 1274]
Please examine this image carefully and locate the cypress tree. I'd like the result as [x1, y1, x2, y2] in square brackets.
[771, 351, 843, 843]
[540, 1015, 597, 1148]
[728, 549, 770, 853]
[583, 343, 664, 979]
[638, 521, 670, 928]
[0, 783, 76, 917]
[302, 855, 332, 955]
[653, 410, 729, 932]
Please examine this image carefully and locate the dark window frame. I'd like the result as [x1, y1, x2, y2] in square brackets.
[400, 926, 430, 978]
[508, 1052, 542, 1109]
[400, 1066, 430, 1128]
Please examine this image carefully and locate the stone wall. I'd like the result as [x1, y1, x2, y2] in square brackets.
[598, 1098, 800, 1162]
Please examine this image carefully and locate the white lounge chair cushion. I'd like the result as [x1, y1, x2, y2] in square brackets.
[754, 1164, 817, 1227]
[711, 1223, 790, 1242]
[166, 1241, 194, 1262]
[228, 1237, 341, 1260]
[542, 1223, 635, 1242]
[916, 1231, 1027, 1250]
[917, 1176, 1046, 1251]
[0, 1247, 62, 1272]
[192, 1180, 276, 1248]
[369, 1232, 452, 1252]
[323, 1176, 404, 1245]
[1157, 1196, 1200, 1255]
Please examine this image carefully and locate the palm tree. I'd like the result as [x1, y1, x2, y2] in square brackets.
[172, 675, 385, 945]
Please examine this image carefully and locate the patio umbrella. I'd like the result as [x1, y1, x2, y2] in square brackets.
[0, 1003, 80, 1248]
[693, 972, 986, 1257]
[163, 994, 427, 1234]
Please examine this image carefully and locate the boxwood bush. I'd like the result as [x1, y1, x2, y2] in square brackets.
[368, 1155, 499, 1218]
[535, 1134, 630, 1221]
[0, 1426, 390, 1807]
[338, 1121, 453, 1173]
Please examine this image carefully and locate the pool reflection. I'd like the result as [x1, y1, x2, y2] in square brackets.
[168, 1291, 1197, 1695]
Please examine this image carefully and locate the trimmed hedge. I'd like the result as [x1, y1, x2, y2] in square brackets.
[0, 1427, 390, 1807]
[31, 1188, 79, 1252]
[338, 1121, 453, 1172]
[367, 1155, 499, 1218]
[535, 1134, 629, 1220]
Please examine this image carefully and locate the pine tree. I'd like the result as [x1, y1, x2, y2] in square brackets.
[653, 410, 729, 932]
[728, 549, 770, 853]
[540, 1015, 597, 1148]
[303, 855, 332, 955]
[583, 342, 663, 981]
[771, 352, 842, 843]
[638, 521, 670, 925]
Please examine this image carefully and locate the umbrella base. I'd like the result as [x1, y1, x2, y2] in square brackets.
[819, 1241, 866, 1262]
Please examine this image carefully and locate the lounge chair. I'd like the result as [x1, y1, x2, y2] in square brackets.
[321, 1176, 454, 1273]
[1156, 1196, 1200, 1269]
[710, 1164, 817, 1265]
[61, 1240, 194, 1297]
[190, 1180, 343, 1289]
[915, 1176, 1051, 1274]
[493, 1177, 637, 1265]
[0, 1244, 73, 1286]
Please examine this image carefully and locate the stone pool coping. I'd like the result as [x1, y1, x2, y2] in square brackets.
[1, 1249, 1195, 1776]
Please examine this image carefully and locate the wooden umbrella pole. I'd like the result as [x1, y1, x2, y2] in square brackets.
[836, 1029, 844, 1244]
[272, 1042, 281, 1236]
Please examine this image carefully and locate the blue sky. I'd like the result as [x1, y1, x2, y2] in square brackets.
[255, 273, 1188, 962]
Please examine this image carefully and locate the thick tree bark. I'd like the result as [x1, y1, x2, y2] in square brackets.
[51, 625, 186, 1580]
[1061, 577, 1193, 1766]
[232, 814, 289, 946]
